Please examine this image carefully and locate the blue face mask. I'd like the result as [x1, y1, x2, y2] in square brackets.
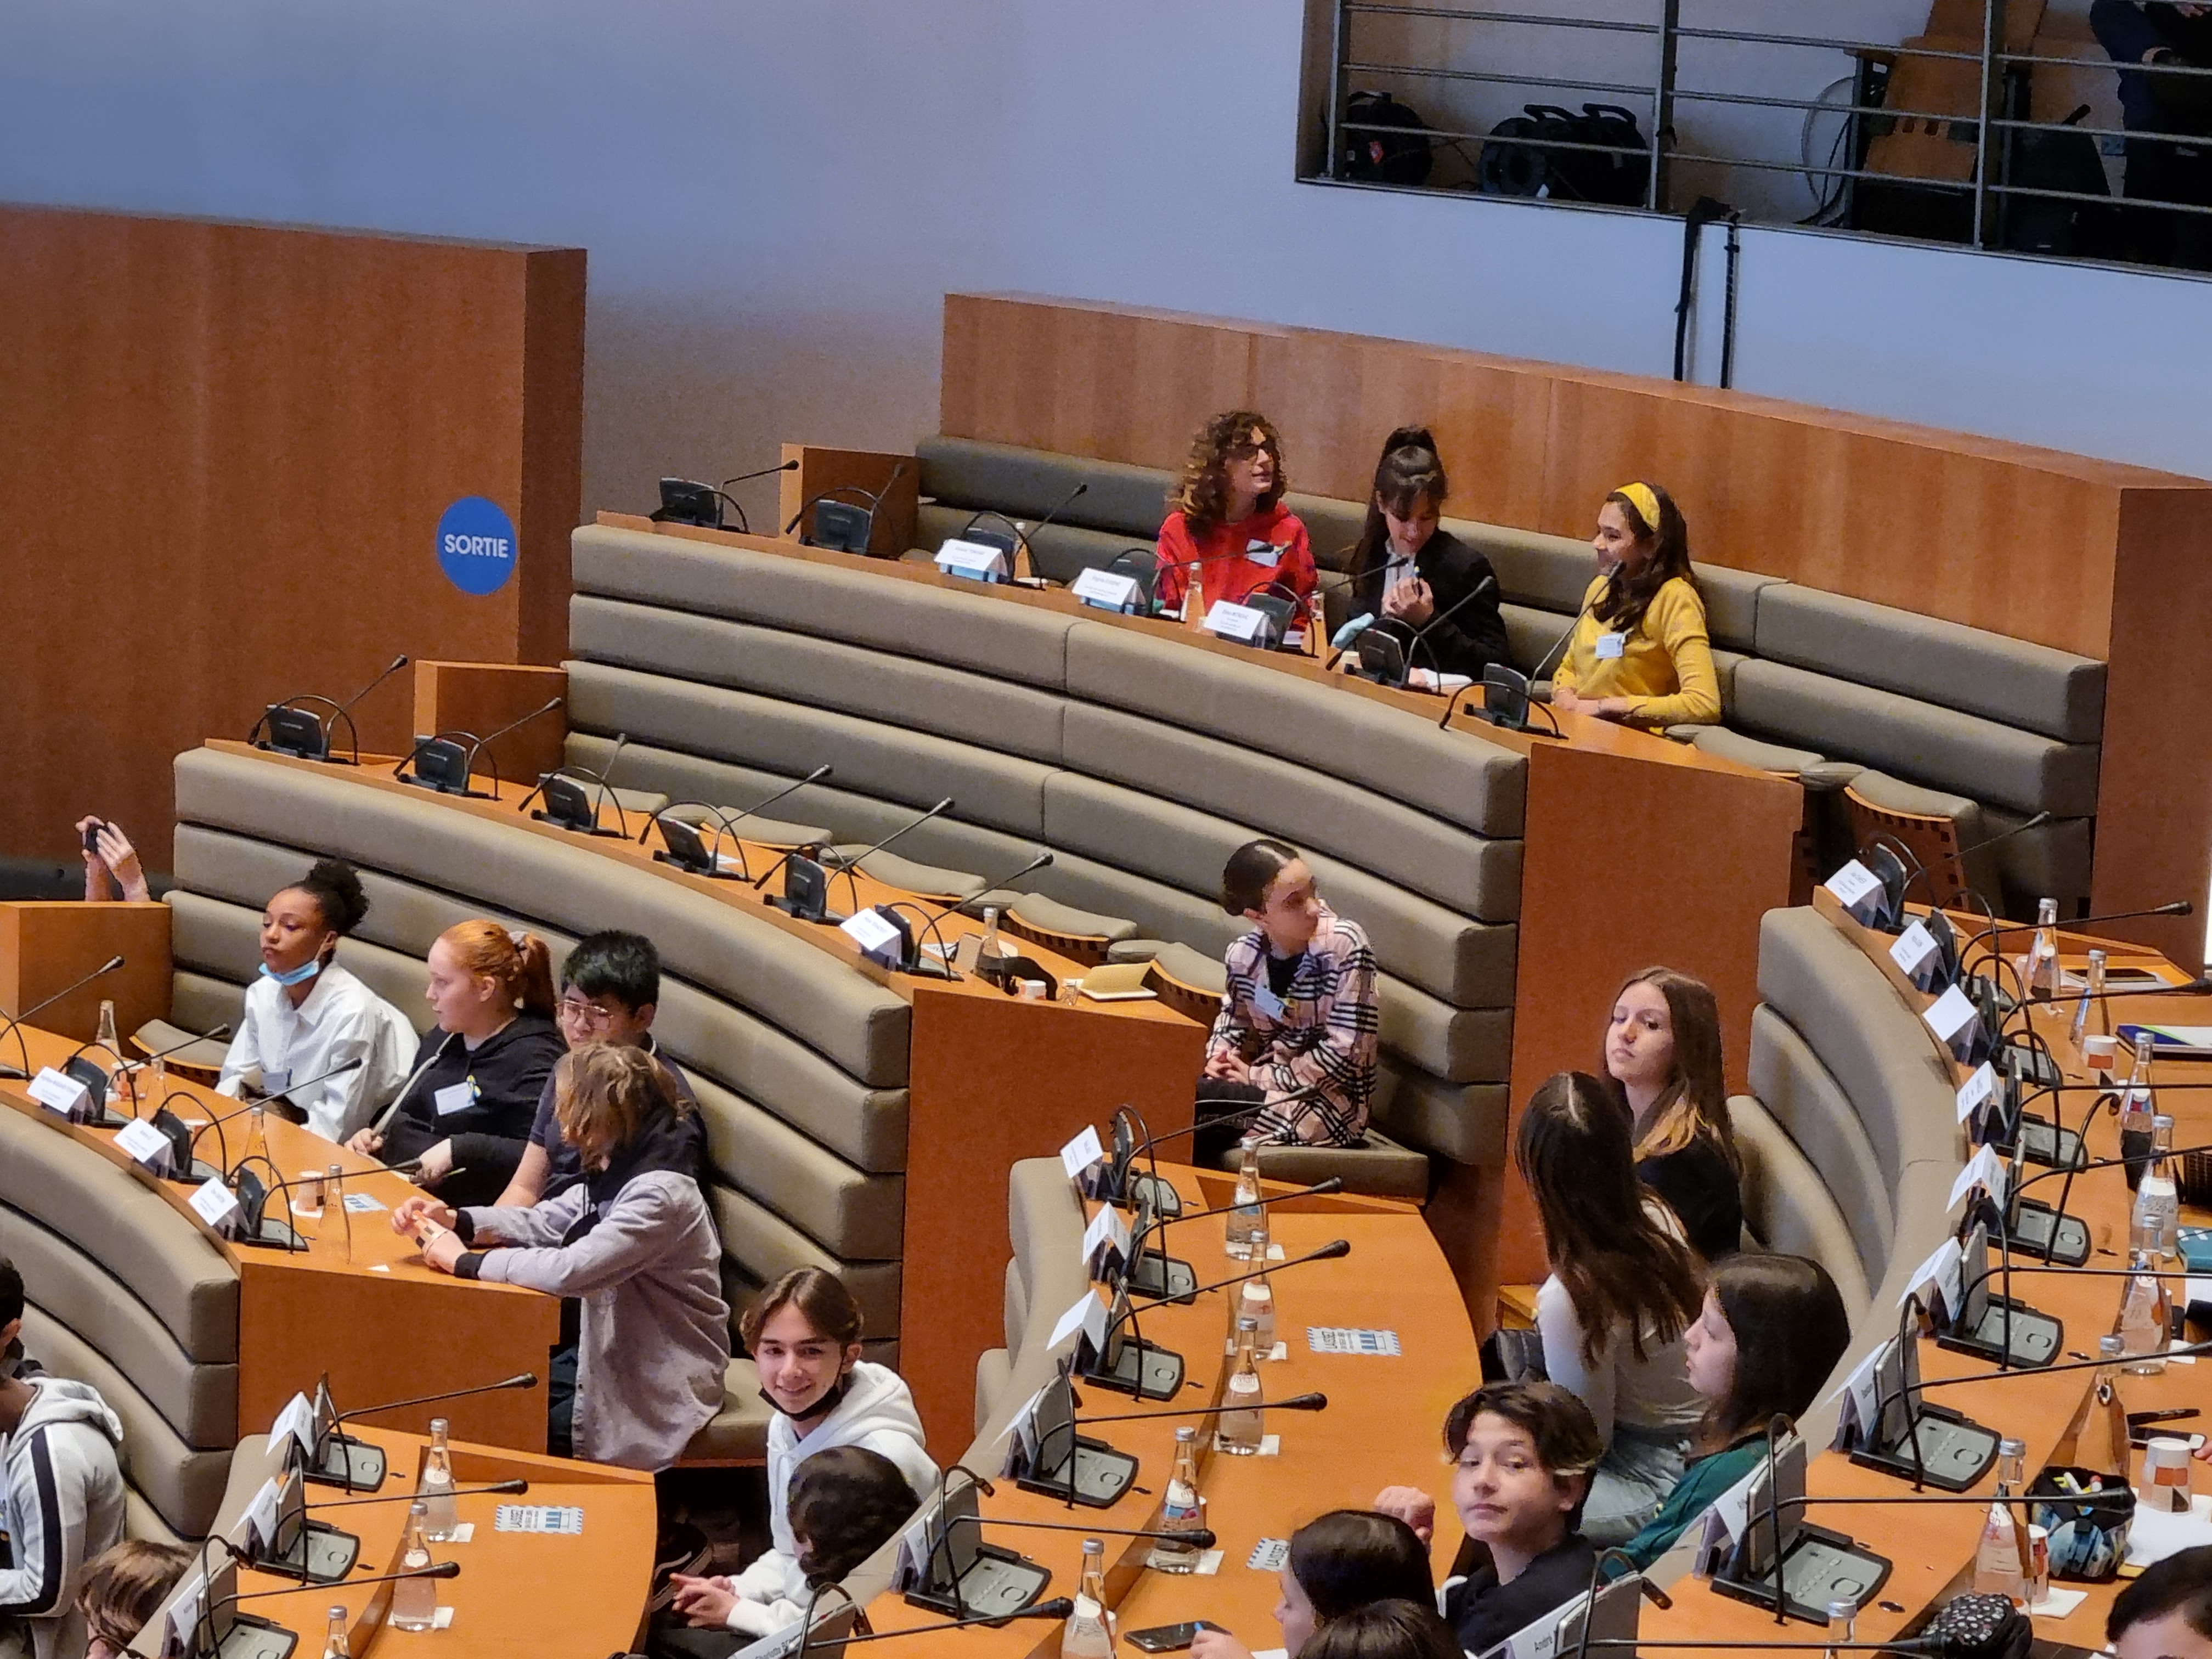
[259, 957, 324, 988]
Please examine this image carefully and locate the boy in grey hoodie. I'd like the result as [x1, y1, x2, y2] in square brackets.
[0, 1260, 127, 1659]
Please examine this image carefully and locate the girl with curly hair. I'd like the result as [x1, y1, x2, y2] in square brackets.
[1153, 410, 1315, 638]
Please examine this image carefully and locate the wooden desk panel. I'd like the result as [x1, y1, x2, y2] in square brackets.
[0, 901, 171, 1043]
[409, 662, 568, 789]
[864, 1170, 1477, 1655]
[0, 206, 583, 877]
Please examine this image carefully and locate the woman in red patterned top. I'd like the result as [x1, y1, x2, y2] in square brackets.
[1195, 838, 1380, 1163]
[1153, 411, 1316, 642]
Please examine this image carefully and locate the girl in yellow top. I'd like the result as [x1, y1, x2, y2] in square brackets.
[1550, 482, 1722, 728]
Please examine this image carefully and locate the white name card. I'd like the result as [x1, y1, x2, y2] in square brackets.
[1203, 600, 1268, 644]
[934, 538, 1009, 583]
[1950, 1142, 2008, 1209]
[1081, 1204, 1132, 1274]
[1827, 1340, 1887, 1449]
[840, 907, 903, 956]
[115, 1115, 171, 1168]
[1923, 983, 1980, 1046]
[190, 1178, 241, 1228]
[1956, 1062, 1999, 1124]
[272, 1391, 318, 1454]
[1059, 1124, 1105, 1181]
[1891, 921, 1939, 978]
[1070, 567, 1142, 613]
[27, 1066, 89, 1118]
[243, 1477, 283, 1554]
[1825, 859, 1882, 909]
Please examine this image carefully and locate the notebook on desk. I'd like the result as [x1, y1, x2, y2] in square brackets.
[1079, 962, 1159, 1002]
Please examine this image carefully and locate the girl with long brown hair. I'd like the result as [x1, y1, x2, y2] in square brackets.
[347, 919, 565, 1206]
[1153, 410, 1316, 639]
[1549, 482, 1720, 726]
[1344, 427, 1508, 682]
[1516, 1071, 1706, 1545]
[1600, 966, 1743, 1261]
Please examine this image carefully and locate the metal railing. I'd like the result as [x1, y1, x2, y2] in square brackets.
[1315, 0, 2212, 270]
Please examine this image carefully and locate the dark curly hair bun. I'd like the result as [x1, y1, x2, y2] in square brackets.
[296, 859, 370, 936]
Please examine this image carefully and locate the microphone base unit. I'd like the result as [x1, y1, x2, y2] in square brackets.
[1709, 1521, 1892, 1626]
[1935, 1300, 2063, 1369]
[1988, 1114, 2087, 1172]
[306, 1434, 388, 1492]
[764, 895, 846, 926]
[397, 772, 494, 800]
[252, 1519, 363, 1584]
[1080, 1338, 1186, 1402]
[903, 1550, 1054, 1623]
[200, 1612, 298, 1659]
[1125, 1250, 1199, 1305]
[2004, 1199, 2091, 1268]
[163, 1158, 229, 1188]
[235, 1215, 308, 1252]
[651, 850, 744, 881]
[1127, 1170, 1182, 1220]
[1848, 1404, 2001, 1491]
[1016, 1437, 1139, 1508]
[528, 809, 626, 839]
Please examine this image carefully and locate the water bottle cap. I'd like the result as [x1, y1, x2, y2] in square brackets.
[1999, 1437, 2027, 1457]
[1826, 1599, 1858, 1618]
[2101, 1334, 2126, 1356]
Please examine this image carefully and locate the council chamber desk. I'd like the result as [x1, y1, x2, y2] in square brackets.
[179, 737, 1206, 1452]
[0, 1022, 555, 1538]
[131, 1421, 657, 1658]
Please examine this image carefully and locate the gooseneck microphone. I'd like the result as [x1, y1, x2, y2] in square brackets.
[1397, 571, 1500, 683]
[950, 1515, 1218, 1548]
[816, 797, 957, 911]
[314, 1371, 539, 1491]
[446, 695, 567, 791]
[1169, 1238, 1353, 1302]
[831, 1599, 1075, 1644]
[100, 1019, 233, 1119]
[307, 1479, 528, 1509]
[783, 459, 909, 551]
[0, 953, 127, 1081]
[1074, 1391, 1328, 1425]
[641, 763, 833, 845]
[1530, 585, 1607, 686]
[1963, 898, 2196, 969]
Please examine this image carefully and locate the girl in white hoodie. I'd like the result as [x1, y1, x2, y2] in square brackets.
[669, 1269, 936, 1639]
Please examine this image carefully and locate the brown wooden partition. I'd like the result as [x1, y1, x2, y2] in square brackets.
[0, 206, 584, 877]
[940, 291, 2212, 968]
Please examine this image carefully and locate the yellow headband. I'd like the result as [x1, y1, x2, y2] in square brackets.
[1612, 482, 1662, 535]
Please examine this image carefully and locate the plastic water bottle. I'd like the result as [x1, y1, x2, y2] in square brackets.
[2117, 1249, 2171, 1375]
[2119, 1046, 2157, 1192]
[1971, 1439, 2028, 1604]
[1224, 1143, 1265, 1259]
[2131, 1114, 2180, 1262]
[419, 1417, 460, 1539]
[1238, 1225, 1276, 1351]
[2022, 898, 2061, 1001]
[1217, 1318, 1265, 1455]
[1155, 1427, 1207, 1573]
[1062, 1537, 1117, 1658]
[388, 1500, 438, 1630]
[321, 1605, 351, 1659]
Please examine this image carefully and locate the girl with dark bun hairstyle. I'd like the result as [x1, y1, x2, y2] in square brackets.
[1153, 411, 1316, 639]
[216, 857, 417, 1144]
[1549, 481, 1720, 726]
[1345, 427, 1509, 683]
[347, 919, 565, 1206]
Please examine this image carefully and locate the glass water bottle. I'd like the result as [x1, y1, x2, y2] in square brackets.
[388, 1500, 438, 1631]
[419, 1417, 460, 1539]
[1062, 1536, 1117, 1658]
[1224, 1143, 1265, 1258]
[1155, 1427, 1207, 1573]
[1217, 1318, 1266, 1454]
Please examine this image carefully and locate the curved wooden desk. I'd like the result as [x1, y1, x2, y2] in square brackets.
[2, 1024, 557, 1452]
[863, 1166, 1477, 1654]
[187, 740, 1205, 1452]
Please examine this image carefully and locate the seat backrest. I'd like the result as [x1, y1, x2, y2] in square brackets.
[1727, 1093, 1871, 1316]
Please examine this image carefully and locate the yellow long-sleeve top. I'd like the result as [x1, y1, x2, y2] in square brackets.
[1550, 573, 1722, 727]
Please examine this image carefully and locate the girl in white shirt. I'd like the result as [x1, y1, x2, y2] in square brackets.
[1517, 1070, 1707, 1546]
[216, 860, 415, 1145]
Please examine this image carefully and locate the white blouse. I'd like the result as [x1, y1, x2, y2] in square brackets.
[216, 963, 417, 1144]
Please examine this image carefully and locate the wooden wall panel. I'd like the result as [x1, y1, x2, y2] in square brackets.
[0, 207, 583, 875]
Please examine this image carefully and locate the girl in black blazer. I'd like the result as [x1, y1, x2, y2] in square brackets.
[1346, 427, 1510, 684]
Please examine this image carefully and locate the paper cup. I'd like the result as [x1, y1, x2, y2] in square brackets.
[2084, 1035, 2118, 1071]
[2142, 1437, 2195, 1513]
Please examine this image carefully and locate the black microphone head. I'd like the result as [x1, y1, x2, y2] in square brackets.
[1314, 1238, 1352, 1261]
[389, 654, 410, 671]
[505, 1372, 539, 1390]
[1310, 1176, 1344, 1195]
[490, 1479, 528, 1494]
[932, 796, 954, 812]
[1071, 482, 1089, 496]
[426, 1561, 462, 1579]
[1024, 1598, 1075, 1621]
[1187, 1528, 1217, 1549]
[100, 955, 125, 972]
[1032, 850, 1055, 870]
[1274, 1392, 1328, 1411]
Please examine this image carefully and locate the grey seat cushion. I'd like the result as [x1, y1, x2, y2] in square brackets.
[1746, 1006, 1893, 1287]
[1147, 941, 1226, 995]
[1728, 1092, 1873, 1316]
[825, 845, 988, 901]
[1672, 726, 1829, 778]
[1754, 584, 2106, 745]
[130, 1020, 234, 1073]
[1007, 892, 1140, 943]
[917, 436, 1172, 543]
[1731, 659, 2099, 819]
[681, 1358, 772, 1463]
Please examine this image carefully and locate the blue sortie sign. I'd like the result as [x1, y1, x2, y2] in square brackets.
[436, 496, 519, 595]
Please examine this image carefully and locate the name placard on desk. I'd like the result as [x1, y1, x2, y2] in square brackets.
[934, 539, 1010, 584]
[1203, 600, 1269, 646]
[1070, 566, 1143, 614]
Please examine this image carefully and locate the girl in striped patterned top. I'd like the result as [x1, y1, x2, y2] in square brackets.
[1196, 839, 1381, 1158]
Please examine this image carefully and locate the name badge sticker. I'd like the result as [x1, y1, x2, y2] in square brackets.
[1244, 540, 1283, 569]
[433, 1079, 479, 1118]
[1251, 982, 1286, 1021]
[1593, 632, 1627, 661]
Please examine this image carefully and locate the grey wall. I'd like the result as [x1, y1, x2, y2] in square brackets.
[2, 0, 2203, 551]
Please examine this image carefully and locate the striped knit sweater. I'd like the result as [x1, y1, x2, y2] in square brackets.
[1206, 904, 1380, 1146]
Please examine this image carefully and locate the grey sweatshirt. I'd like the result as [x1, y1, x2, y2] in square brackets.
[0, 1378, 126, 1659]
[457, 1170, 730, 1471]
